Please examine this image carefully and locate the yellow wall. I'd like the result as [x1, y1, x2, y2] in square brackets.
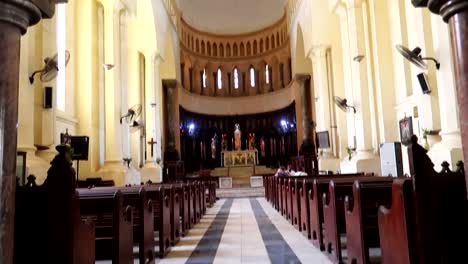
[17, 0, 163, 183]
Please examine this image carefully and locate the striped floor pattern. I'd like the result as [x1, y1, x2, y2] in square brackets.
[158, 198, 331, 264]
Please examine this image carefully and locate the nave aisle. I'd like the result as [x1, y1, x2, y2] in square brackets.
[158, 198, 331, 264]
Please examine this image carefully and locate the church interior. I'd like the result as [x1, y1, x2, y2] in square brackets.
[2, 0, 468, 263]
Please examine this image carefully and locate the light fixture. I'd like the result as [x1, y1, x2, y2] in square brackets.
[396, 44, 440, 70]
[188, 123, 195, 135]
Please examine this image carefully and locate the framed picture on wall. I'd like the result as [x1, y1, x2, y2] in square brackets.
[399, 117, 413, 146]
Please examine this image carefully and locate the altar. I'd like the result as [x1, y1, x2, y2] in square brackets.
[221, 150, 259, 167]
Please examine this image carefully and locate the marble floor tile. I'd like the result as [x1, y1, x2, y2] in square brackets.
[156, 197, 334, 264]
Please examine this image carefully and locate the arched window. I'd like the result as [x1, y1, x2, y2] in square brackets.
[265, 64, 270, 84]
[233, 67, 239, 89]
[217, 68, 222, 89]
[233, 43, 238, 56]
[250, 66, 255, 87]
[202, 68, 207, 88]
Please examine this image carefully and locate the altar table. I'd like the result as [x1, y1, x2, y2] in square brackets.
[221, 150, 259, 167]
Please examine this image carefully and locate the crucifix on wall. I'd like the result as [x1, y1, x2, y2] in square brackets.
[147, 137, 157, 157]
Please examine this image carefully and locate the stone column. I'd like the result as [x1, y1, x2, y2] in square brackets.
[411, 0, 468, 187]
[310, 46, 340, 171]
[0, 1, 52, 262]
[427, 12, 463, 171]
[336, 0, 380, 174]
[142, 53, 162, 183]
[98, 6, 127, 186]
[162, 79, 180, 161]
[297, 74, 315, 152]
[431, 0, 468, 185]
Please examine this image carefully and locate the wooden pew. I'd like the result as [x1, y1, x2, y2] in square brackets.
[192, 182, 202, 223]
[177, 183, 190, 236]
[187, 182, 196, 227]
[185, 176, 218, 208]
[14, 146, 95, 264]
[77, 188, 134, 263]
[285, 177, 293, 222]
[119, 186, 156, 264]
[280, 177, 288, 216]
[377, 179, 418, 264]
[378, 136, 468, 264]
[170, 184, 182, 245]
[144, 184, 172, 257]
[200, 181, 207, 215]
[290, 176, 309, 229]
[299, 178, 313, 238]
[322, 177, 394, 263]
[77, 177, 115, 188]
[344, 180, 393, 264]
[308, 173, 366, 250]
[15, 181, 95, 264]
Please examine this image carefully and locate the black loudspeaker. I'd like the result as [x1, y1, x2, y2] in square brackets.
[44, 86, 52, 108]
[70, 136, 89, 161]
[417, 73, 431, 94]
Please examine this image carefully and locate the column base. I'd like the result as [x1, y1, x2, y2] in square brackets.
[340, 151, 381, 175]
[318, 156, 341, 173]
[141, 160, 162, 183]
[17, 145, 50, 185]
[97, 160, 128, 187]
[428, 131, 463, 172]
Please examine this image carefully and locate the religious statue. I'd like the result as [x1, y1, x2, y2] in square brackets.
[211, 134, 218, 159]
[260, 137, 266, 157]
[248, 133, 255, 150]
[234, 123, 242, 150]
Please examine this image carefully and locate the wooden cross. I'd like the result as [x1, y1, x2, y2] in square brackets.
[147, 138, 157, 157]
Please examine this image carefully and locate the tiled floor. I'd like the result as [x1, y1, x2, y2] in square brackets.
[159, 198, 332, 264]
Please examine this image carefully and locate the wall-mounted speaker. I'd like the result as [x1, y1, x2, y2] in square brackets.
[44, 86, 52, 109]
[417, 73, 431, 94]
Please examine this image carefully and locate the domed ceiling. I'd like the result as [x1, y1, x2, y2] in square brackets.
[177, 0, 288, 35]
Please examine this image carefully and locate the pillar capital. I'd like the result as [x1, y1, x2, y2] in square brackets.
[412, 1, 468, 22]
[0, 1, 43, 34]
[152, 52, 163, 67]
[307, 45, 330, 60]
[440, 1, 468, 22]
[329, 0, 346, 16]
